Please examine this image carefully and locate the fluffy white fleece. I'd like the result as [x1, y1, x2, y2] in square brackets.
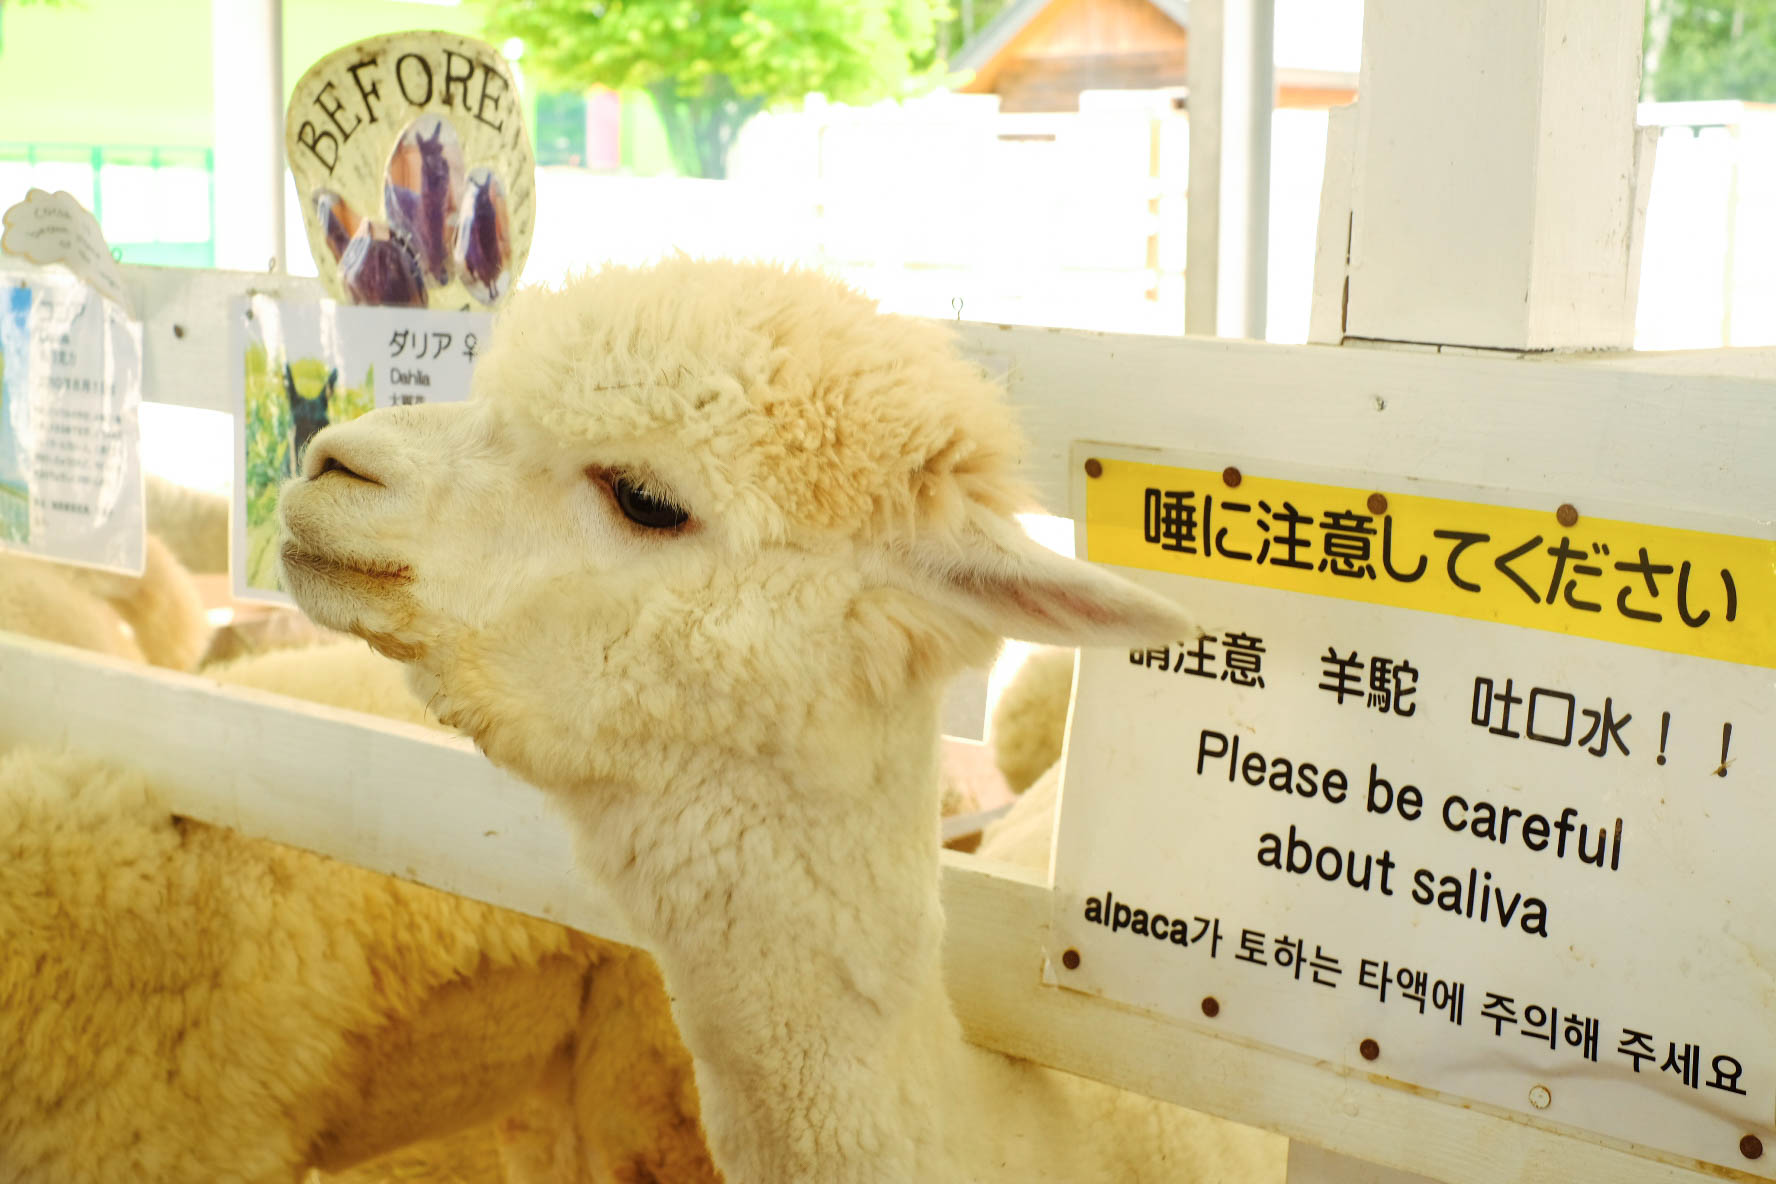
[0, 538, 719, 1182]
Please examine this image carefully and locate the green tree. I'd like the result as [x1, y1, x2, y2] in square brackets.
[0, 0, 78, 55]
[941, 0, 1015, 58]
[1644, 0, 1776, 101]
[486, 0, 947, 179]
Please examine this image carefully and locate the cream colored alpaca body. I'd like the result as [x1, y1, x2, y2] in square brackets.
[0, 533, 209, 670]
[988, 645, 1075, 794]
[279, 259, 1284, 1184]
[0, 741, 599, 1184]
[0, 535, 719, 1182]
[145, 472, 230, 574]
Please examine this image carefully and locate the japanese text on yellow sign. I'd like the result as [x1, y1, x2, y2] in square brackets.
[1085, 459, 1773, 669]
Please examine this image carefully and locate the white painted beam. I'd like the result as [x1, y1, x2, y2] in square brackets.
[1345, 0, 1647, 350]
[118, 264, 1776, 527]
[0, 633, 635, 943]
[128, 264, 319, 415]
[953, 320, 1776, 522]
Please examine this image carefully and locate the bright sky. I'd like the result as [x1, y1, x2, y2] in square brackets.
[1275, 0, 1365, 73]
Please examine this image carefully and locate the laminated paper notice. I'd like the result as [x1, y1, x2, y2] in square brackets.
[233, 295, 489, 602]
[0, 189, 133, 316]
[0, 275, 144, 573]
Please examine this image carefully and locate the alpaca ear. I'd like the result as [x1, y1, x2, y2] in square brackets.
[898, 503, 1195, 648]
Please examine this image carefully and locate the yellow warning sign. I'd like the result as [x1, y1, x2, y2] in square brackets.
[1084, 457, 1774, 669]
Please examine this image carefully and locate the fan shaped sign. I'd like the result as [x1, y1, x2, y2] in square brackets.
[285, 32, 535, 310]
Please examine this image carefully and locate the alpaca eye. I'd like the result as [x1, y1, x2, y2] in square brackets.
[611, 475, 689, 531]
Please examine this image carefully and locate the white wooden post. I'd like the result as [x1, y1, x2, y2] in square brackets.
[1307, 102, 1358, 345]
[1186, 0, 1276, 339]
[209, 0, 285, 272]
[1343, 0, 1648, 350]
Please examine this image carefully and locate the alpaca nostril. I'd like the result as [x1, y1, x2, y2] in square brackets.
[310, 448, 382, 486]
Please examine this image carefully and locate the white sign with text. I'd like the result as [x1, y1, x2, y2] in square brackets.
[1052, 443, 1776, 1178]
[0, 274, 144, 573]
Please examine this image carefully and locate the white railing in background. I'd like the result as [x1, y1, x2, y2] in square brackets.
[9, 261, 1771, 1184]
[266, 94, 1776, 352]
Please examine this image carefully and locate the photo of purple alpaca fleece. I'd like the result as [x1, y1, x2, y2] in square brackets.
[385, 115, 465, 288]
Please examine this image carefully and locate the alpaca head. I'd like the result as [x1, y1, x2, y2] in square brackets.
[278, 260, 1188, 789]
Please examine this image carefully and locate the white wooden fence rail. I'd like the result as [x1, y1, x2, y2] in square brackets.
[7, 262, 1773, 1183]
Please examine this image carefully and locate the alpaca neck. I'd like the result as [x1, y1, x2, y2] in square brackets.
[566, 685, 966, 1184]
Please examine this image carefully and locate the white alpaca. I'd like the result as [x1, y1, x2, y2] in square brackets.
[279, 259, 1284, 1183]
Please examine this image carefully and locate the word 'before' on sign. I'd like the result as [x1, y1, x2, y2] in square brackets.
[1051, 443, 1776, 1179]
[291, 41, 517, 175]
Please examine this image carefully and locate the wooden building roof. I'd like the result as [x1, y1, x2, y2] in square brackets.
[953, 0, 1356, 113]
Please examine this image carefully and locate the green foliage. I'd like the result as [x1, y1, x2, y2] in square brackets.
[486, 0, 947, 177]
[242, 342, 291, 540]
[0, 343, 23, 543]
[1645, 0, 1776, 101]
[241, 345, 373, 591]
[949, 0, 1016, 47]
[331, 365, 375, 425]
[536, 90, 591, 166]
[0, 483, 25, 544]
[491, 0, 942, 106]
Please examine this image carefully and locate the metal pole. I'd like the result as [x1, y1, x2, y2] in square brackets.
[1185, 0, 1274, 339]
[1184, 0, 1224, 336]
[1245, 0, 1274, 339]
[210, 0, 285, 272]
